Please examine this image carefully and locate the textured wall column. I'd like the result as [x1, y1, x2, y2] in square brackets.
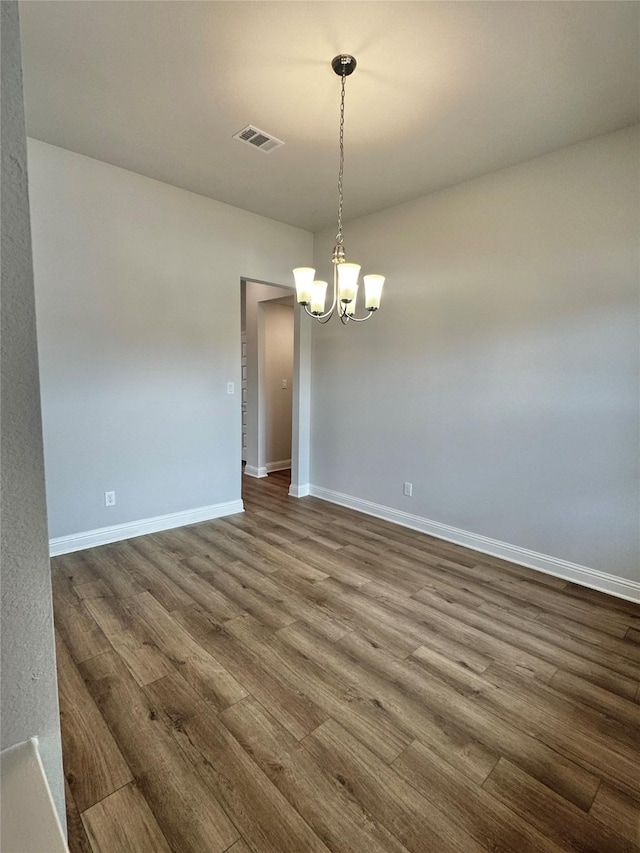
[1, 0, 65, 824]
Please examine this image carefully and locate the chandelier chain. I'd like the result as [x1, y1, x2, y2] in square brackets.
[336, 71, 346, 246]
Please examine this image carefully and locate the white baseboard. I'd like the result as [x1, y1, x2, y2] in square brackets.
[308, 485, 640, 603]
[266, 459, 291, 473]
[49, 499, 244, 557]
[289, 483, 310, 498]
[244, 465, 267, 478]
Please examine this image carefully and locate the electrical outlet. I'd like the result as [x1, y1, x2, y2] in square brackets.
[403, 482, 413, 497]
[105, 491, 116, 507]
[281, 379, 288, 389]
[227, 382, 235, 395]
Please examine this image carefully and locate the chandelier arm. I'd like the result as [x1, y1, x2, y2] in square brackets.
[303, 300, 336, 321]
[341, 309, 376, 323]
[302, 303, 336, 322]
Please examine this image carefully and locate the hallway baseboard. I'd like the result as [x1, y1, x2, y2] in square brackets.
[266, 459, 291, 473]
[244, 465, 268, 478]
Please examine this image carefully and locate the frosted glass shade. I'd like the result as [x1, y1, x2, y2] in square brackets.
[337, 263, 360, 303]
[310, 280, 328, 315]
[345, 284, 358, 316]
[293, 267, 315, 304]
[364, 274, 385, 310]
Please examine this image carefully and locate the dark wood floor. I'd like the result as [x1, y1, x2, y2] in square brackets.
[52, 470, 640, 852]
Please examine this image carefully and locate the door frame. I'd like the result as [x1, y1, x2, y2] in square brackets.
[240, 278, 311, 497]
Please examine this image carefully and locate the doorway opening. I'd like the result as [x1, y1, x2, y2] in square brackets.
[241, 280, 295, 489]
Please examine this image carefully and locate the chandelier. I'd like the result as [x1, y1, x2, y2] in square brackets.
[293, 55, 385, 324]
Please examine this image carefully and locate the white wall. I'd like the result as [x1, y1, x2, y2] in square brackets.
[263, 302, 294, 467]
[0, 2, 65, 822]
[27, 140, 312, 542]
[311, 126, 639, 586]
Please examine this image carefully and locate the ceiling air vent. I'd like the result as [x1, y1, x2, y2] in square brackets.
[232, 125, 284, 153]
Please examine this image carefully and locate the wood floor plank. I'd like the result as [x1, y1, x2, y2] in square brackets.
[357, 524, 487, 569]
[225, 840, 252, 853]
[114, 540, 196, 610]
[107, 627, 177, 687]
[549, 669, 640, 732]
[64, 777, 93, 853]
[81, 593, 136, 636]
[302, 718, 488, 853]
[476, 601, 640, 687]
[341, 632, 601, 810]
[147, 676, 332, 853]
[220, 558, 351, 641]
[482, 758, 637, 853]
[473, 555, 569, 588]
[123, 591, 248, 709]
[227, 613, 411, 763]
[278, 539, 373, 587]
[476, 663, 640, 796]
[537, 610, 640, 665]
[222, 510, 299, 547]
[55, 631, 132, 811]
[474, 572, 638, 638]
[221, 695, 411, 853]
[392, 739, 566, 853]
[184, 554, 297, 630]
[80, 544, 146, 599]
[144, 526, 215, 561]
[563, 582, 640, 617]
[189, 521, 323, 579]
[52, 552, 102, 585]
[80, 651, 240, 853]
[344, 578, 558, 678]
[281, 576, 423, 658]
[396, 556, 545, 618]
[141, 543, 245, 621]
[484, 661, 640, 756]
[252, 508, 346, 550]
[409, 586, 637, 696]
[83, 595, 176, 686]
[72, 579, 113, 601]
[280, 621, 499, 784]
[173, 604, 329, 740]
[143, 670, 211, 726]
[52, 575, 111, 664]
[625, 627, 640, 645]
[589, 782, 640, 846]
[340, 544, 445, 595]
[356, 520, 566, 589]
[358, 581, 495, 673]
[81, 783, 172, 853]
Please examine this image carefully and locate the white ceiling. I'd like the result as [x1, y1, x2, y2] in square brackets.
[19, 1, 639, 232]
